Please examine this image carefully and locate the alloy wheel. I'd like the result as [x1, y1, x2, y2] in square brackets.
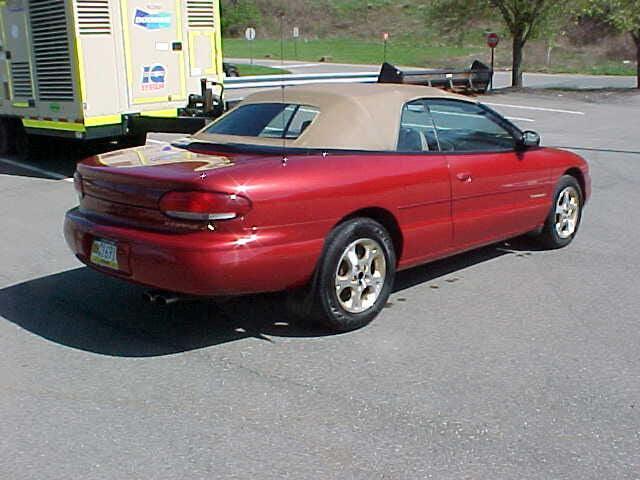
[555, 186, 580, 239]
[334, 238, 387, 314]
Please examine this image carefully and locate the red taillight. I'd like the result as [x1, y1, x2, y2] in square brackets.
[158, 191, 251, 221]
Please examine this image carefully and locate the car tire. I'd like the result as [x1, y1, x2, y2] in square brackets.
[536, 175, 583, 249]
[309, 218, 396, 332]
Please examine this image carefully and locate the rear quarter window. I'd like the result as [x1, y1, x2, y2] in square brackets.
[205, 103, 319, 139]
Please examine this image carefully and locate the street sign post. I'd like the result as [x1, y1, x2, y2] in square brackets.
[245, 27, 256, 64]
[293, 26, 300, 59]
[487, 32, 499, 90]
[383, 32, 389, 63]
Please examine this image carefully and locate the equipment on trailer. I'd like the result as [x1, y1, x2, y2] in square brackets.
[378, 61, 493, 94]
[0, 0, 225, 156]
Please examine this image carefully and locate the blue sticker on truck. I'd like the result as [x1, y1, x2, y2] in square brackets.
[134, 9, 172, 30]
[141, 64, 166, 91]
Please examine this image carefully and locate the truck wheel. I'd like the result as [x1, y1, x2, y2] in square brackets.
[121, 132, 147, 148]
[0, 118, 16, 155]
[15, 123, 32, 160]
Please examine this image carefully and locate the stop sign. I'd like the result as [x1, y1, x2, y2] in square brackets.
[487, 32, 499, 49]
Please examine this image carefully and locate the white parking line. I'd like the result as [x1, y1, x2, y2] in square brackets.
[283, 63, 321, 69]
[505, 116, 535, 123]
[0, 157, 70, 181]
[484, 102, 585, 115]
[146, 138, 167, 145]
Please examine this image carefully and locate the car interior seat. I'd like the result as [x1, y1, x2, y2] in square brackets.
[398, 128, 428, 152]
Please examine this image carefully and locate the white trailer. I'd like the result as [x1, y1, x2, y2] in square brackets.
[0, 0, 224, 155]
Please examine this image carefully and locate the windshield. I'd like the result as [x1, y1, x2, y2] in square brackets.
[205, 103, 319, 140]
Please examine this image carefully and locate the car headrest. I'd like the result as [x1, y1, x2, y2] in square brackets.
[299, 120, 313, 135]
[398, 128, 423, 152]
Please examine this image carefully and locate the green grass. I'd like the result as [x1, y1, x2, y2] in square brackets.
[223, 37, 485, 67]
[234, 64, 290, 76]
[541, 62, 636, 76]
[224, 37, 637, 77]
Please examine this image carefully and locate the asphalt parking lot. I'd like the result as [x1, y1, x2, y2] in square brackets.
[1, 88, 639, 479]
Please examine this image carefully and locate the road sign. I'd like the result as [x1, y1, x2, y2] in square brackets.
[293, 27, 300, 38]
[487, 33, 499, 91]
[383, 32, 389, 41]
[487, 32, 499, 49]
[245, 27, 256, 64]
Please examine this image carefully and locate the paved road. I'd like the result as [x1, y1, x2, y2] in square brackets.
[1, 90, 640, 479]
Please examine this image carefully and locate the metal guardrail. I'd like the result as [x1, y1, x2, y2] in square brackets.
[223, 61, 493, 94]
[224, 71, 380, 90]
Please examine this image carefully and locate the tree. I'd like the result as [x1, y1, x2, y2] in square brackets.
[489, 1, 566, 87]
[430, 0, 566, 87]
[583, 0, 640, 88]
[220, 0, 262, 36]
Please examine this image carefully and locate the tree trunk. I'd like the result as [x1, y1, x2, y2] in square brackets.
[512, 33, 525, 88]
[632, 32, 640, 89]
[636, 37, 640, 89]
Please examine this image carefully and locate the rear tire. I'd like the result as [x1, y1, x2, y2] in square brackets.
[121, 132, 147, 148]
[309, 218, 396, 332]
[15, 123, 32, 160]
[535, 175, 583, 249]
[0, 118, 16, 155]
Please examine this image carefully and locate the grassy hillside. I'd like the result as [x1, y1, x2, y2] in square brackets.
[224, 38, 485, 68]
[221, 0, 637, 75]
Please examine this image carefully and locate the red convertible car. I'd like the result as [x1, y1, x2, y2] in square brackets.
[65, 84, 590, 331]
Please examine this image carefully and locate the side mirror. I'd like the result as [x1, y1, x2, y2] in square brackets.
[518, 130, 541, 149]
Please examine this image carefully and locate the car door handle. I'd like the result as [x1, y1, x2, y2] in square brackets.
[456, 172, 473, 183]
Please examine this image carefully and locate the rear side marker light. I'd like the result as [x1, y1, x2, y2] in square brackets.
[158, 191, 251, 221]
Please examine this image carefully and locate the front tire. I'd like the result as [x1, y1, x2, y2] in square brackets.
[536, 175, 583, 249]
[311, 218, 396, 332]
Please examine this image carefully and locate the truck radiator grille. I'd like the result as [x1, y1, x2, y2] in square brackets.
[10, 62, 34, 99]
[187, 1, 215, 28]
[29, 0, 75, 102]
[76, 0, 112, 35]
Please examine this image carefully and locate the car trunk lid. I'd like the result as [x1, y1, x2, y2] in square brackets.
[76, 143, 267, 231]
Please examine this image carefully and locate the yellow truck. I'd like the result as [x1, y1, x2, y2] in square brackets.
[0, 0, 225, 155]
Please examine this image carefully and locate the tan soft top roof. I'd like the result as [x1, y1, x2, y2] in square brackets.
[192, 83, 476, 151]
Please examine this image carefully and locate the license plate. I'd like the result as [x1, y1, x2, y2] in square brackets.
[90, 239, 119, 270]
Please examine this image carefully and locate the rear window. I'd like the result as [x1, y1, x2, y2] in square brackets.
[205, 103, 319, 139]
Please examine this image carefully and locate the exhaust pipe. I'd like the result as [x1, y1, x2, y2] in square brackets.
[143, 290, 180, 305]
[143, 290, 161, 303]
[155, 293, 181, 306]
[143, 290, 201, 306]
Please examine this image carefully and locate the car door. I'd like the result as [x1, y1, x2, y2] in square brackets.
[393, 99, 452, 266]
[426, 99, 551, 249]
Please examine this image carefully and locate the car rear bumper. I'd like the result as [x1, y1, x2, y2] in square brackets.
[64, 208, 324, 296]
